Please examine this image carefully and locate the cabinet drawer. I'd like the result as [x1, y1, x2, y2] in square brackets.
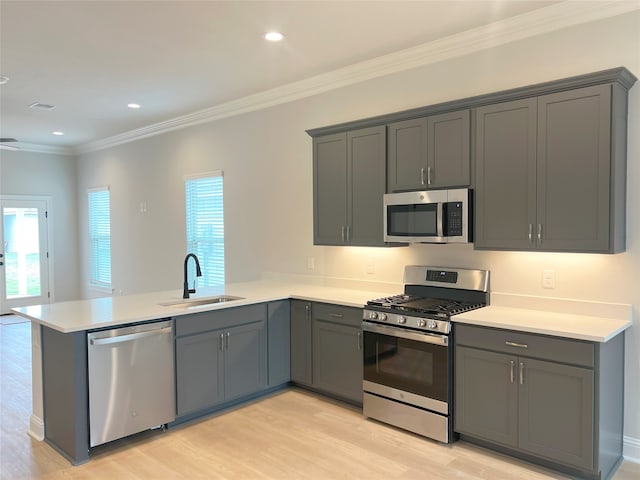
[455, 324, 594, 367]
[175, 304, 266, 337]
[313, 302, 362, 328]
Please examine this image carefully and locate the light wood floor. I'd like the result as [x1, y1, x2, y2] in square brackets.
[1, 319, 639, 480]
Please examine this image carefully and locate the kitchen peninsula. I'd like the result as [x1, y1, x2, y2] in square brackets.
[13, 279, 631, 479]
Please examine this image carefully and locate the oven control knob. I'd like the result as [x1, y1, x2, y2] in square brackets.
[428, 320, 438, 329]
[397, 316, 406, 324]
[368, 311, 378, 320]
[379, 313, 387, 321]
[418, 319, 426, 328]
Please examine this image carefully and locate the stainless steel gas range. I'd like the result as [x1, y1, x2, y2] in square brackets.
[362, 265, 489, 443]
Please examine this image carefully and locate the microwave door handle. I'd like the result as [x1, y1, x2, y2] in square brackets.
[437, 202, 444, 237]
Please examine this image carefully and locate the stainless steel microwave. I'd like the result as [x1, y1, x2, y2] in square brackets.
[384, 188, 472, 244]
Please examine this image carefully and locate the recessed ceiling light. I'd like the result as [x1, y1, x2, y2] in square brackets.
[128, 103, 141, 109]
[30, 102, 56, 110]
[52, 131, 64, 136]
[264, 31, 284, 42]
[0, 76, 9, 85]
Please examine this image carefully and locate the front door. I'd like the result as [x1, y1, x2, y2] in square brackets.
[0, 197, 50, 314]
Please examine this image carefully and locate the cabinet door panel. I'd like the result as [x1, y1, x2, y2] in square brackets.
[313, 133, 347, 244]
[387, 117, 428, 192]
[519, 358, 594, 469]
[176, 331, 224, 416]
[537, 84, 611, 251]
[313, 319, 363, 403]
[428, 109, 470, 188]
[267, 301, 290, 387]
[474, 99, 537, 250]
[454, 347, 518, 447]
[290, 301, 313, 385]
[348, 126, 386, 246]
[224, 321, 266, 402]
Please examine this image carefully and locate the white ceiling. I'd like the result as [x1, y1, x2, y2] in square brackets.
[0, 1, 633, 153]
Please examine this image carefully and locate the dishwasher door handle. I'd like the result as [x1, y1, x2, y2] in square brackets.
[90, 326, 173, 346]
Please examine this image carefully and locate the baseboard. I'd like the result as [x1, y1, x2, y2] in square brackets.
[624, 435, 640, 463]
[28, 414, 44, 441]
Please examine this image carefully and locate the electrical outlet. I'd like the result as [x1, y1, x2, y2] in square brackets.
[542, 269, 555, 289]
[366, 257, 375, 274]
[307, 257, 315, 270]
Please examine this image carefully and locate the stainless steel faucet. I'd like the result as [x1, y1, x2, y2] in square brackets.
[183, 253, 202, 299]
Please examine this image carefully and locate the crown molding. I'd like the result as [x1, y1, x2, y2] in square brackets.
[2, 143, 76, 156]
[76, 0, 640, 155]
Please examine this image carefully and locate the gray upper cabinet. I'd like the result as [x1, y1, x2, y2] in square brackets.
[387, 109, 470, 192]
[475, 83, 628, 253]
[313, 125, 386, 246]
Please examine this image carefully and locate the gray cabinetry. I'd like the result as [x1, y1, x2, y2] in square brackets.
[313, 125, 386, 246]
[290, 300, 363, 405]
[267, 300, 291, 387]
[175, 304, 267, 418]
[475, 83, 628, 253]
[387, 109, 470, 192]
[455, 324, 623, 480]
[290, 300, 313, 385]
[312, 303, 363, 404]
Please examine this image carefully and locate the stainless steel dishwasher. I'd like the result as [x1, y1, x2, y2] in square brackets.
[87, 320, 175, 447]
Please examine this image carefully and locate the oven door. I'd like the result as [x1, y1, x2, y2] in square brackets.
[362, 321, 450, 414]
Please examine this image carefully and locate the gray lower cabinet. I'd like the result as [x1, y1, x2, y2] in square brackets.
[455, 324, 624, 480]
[267, 300, 291, 387]
[474, 83, 628, 253]
[290, 300, 313, 386]
[311, 303, 363, 404]
[387, 109, 470, 192]
[290, 300, 363, 405]
[175, 304, 267, 418]
[313, 125, 387, 246]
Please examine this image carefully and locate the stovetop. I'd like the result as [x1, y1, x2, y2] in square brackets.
[367, 294, 486, 318]
[362, 266, 490, 334]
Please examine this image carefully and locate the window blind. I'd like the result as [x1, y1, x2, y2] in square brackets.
[88, 187, 111, 289]
[185, 172, 224, 287]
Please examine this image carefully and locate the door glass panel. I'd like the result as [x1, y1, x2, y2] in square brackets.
[3, 206, 42, 299]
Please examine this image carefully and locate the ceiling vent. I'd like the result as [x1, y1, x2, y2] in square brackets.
[29, 102, 56, 110]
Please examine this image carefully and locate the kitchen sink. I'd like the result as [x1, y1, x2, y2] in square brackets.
[159, 295, 245, 309]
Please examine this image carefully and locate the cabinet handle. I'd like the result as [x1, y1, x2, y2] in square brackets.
[420, 167, 426, 185]
[537, 224, 542, 243]
[305, 304, 310, 321]
[427, 166, 432, 185]
[510, 360, 515, 383]
[519, 362, 525, 385]
[528, 224, 533, 244]
[219, 333, 224, 351]
[505, 341, 528, 349]
[357, 332, 362, 351]
[226, 331, 230, 349]
[330, 313, 343, 318]
[341, 226, 345, 242]
[346, 225, 350, 242]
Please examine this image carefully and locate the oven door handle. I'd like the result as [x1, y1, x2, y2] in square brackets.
[362, 321, 448, 346]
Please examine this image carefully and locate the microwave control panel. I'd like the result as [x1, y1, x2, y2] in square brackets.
[444, 202, 463, 236]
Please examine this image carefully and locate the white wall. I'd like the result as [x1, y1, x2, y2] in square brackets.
[0, 149, 80, 302]
[75, 12, 640, 453]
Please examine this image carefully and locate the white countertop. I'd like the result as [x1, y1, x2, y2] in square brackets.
[12, 280, 384, 333]
[453, 294, 632, 342]
[13, 281, 632, 343]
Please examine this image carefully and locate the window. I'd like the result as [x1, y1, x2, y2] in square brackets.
[88, 187, 111, 289]
[185, 172, 224, 287]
